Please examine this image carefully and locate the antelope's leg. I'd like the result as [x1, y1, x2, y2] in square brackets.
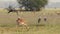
[22, 23, 29, 29]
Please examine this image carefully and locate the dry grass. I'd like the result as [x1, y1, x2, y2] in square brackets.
[0, 8, 60, 34]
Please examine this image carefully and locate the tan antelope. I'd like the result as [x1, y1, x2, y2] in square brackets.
[16, 17, 29, 30]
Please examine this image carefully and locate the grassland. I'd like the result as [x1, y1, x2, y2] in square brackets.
[0, 8, 60, 34]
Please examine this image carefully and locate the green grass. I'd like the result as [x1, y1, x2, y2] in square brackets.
[0, 24, 60, 34]
[0, 8, 60, 34]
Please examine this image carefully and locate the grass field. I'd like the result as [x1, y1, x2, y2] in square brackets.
[0, 8, 60, 34]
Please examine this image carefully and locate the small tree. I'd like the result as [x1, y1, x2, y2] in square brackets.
[17, 0, 48, 11]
